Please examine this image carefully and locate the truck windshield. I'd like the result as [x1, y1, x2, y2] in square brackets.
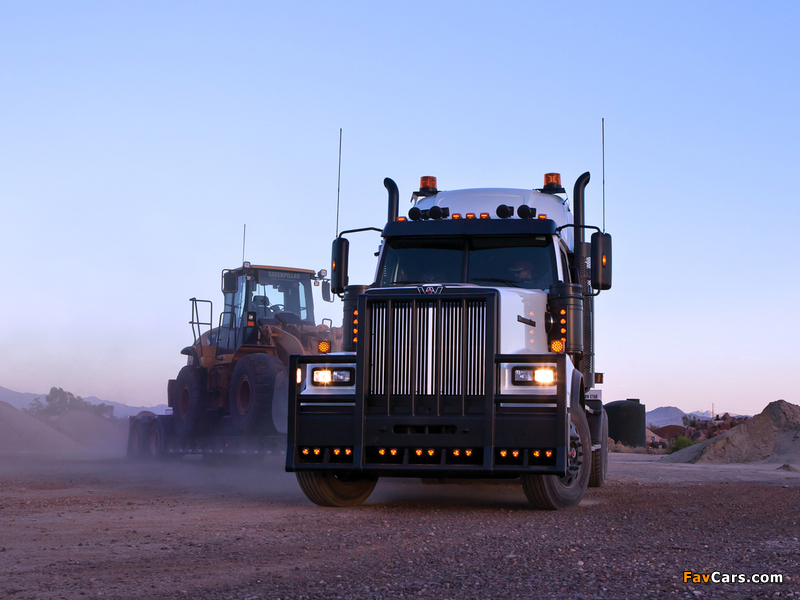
[378, 236, 555, 290]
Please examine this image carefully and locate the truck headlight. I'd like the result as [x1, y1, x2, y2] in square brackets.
[311, 368, 354, 386]
[512, 366, 556, 385]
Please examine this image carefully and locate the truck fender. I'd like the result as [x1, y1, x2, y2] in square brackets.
[570, 368, 585, 412]
[583, 396, 605, 446]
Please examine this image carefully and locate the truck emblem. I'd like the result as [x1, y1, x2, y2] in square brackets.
[417, 285, 443, 295]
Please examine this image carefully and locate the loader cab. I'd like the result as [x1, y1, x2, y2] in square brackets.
[217, 265, 316, 353]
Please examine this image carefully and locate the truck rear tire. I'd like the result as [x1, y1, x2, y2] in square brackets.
[521, 405, 591, 510]
[174, 366, 208, 438]
[295, 471, 378, 507]
[228, 354, 285, 435]
[588, 409, 608, 488]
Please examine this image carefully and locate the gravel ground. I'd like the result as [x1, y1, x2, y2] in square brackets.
[1, 454, 798, 600]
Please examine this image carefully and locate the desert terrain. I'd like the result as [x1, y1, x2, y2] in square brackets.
[1, 400, 799, 599]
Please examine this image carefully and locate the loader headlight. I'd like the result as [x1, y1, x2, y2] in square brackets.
[311, 367, 354, 386]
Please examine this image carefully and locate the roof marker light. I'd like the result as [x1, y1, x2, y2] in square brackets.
[466, 213, 476, 220]
[479, 213, 490, 220]
[420, 176, 437, 191]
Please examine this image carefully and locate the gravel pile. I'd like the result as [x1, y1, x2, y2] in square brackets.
[0, 400, 84, 455]
[662, 400, 800, 464]
[0, 400, 127, 457]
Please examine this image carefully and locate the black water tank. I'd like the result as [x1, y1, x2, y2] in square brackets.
[605, 399, 646, 447]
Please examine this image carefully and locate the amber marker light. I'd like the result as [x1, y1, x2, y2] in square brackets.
[512, 450, 520, 458]
[333, 448, 341, 456]
[500, 450, 507, 458]
[466, 213, 476, 219]
[465, 449, 473, 457]
[479, 212, 490, 219]
[427, 449, 435, 456]
[545, 450, 553, 458]
[317, 340, 331, 354]
[390, 448, 398, 456]
[550, 340, 565, 353]
[533, 450, 540, 458]
[345, 448, 352, 456]
[378, 448, 386, 456]
[452, 449, 460, 457]
[420, 175, 437, 189]
[415, 448, 423, 456]
[313, 448, 321, 456]
[544, 172, 561, 187]
[452, 213, 462, 220]
[397, 216, 407, 222]
[302, 448, 310, 455]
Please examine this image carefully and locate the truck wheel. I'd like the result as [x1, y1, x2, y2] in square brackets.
[588, 409, 608, 488]
[146, 419, 166, 460]
[127, 420, 147, 459]
[174, 366, 208, 438]
[521, 405, 591, 510]
[228, 354, 285, 435]
[295, 471, 378, 507]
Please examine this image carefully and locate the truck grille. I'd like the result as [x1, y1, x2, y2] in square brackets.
[368, 298, 487, 397]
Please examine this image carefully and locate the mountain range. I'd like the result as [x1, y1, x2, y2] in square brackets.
[0, 386, 168, 418]
[645, 405, 746, 429]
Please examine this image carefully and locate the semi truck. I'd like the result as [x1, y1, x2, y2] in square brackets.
[128, 262, 338, 459]
[286, 172, 613, 509]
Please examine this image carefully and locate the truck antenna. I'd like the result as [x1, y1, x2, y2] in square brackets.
[336, 128, 343, 237]
[242, 224, 246, 264]
[602, 118, 606, 233]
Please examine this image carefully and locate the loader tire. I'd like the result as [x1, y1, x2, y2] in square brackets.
[295, 471, 378, 507]
[229, 353, 285, 435]
[173, 366, 208, 439]
[521, 405, 591, 510]
[588, 409, 608, 488]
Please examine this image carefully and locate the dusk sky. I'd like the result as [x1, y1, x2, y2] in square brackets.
[2, 1, 798, 416]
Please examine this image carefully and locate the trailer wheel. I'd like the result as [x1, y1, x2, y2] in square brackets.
[146, 419, 167, 460]
[174, 366, 208, 438]
[229, 354, 284, 435]
[127, 420, 147, 459]
[588, 409, 608, 488]
[295, 471, 378, 507]
[521, 405, 591, 510]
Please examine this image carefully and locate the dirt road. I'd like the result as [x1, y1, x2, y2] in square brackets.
[1, 454, 798, 600]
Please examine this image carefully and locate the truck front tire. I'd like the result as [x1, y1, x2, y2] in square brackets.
[521, 405, 591, 510]
[228, 354, 285, 435]
[295, 471, 378, 507]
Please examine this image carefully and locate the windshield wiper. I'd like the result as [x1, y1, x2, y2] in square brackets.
[470, 278, 522, 288]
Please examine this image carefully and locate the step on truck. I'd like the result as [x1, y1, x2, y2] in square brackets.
[128, 263, 338, 460]
[286, 173, 613, 509]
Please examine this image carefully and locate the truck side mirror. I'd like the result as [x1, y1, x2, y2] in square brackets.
[322, 280, 333, 302]
[331, 237, 350, 295]
[590, 232, 612, 291]
[222, 271, 238, 293]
